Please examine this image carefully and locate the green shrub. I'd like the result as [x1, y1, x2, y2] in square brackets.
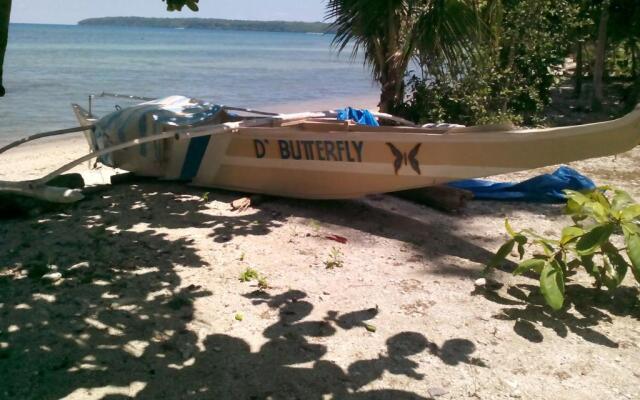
[394, 72, 524, 126]
[488, 187, 640, 310]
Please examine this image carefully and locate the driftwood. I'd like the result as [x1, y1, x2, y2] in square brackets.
[392, 185, 474, 213]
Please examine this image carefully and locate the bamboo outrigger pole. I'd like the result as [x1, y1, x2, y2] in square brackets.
[0, 125, 95, 155]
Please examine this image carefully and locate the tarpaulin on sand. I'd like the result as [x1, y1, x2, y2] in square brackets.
[448, 166, 596, 203]
[336, 107, 380, 127]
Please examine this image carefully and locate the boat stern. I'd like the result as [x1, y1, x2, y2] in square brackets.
[71, 103, 99, 153]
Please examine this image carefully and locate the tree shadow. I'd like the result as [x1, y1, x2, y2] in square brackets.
[132, 289, 482, 399]
[475, 282, 640, 348]
[0, 183, 486, 399]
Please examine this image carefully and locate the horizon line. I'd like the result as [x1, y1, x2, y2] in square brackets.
[11, 15, 330, 26]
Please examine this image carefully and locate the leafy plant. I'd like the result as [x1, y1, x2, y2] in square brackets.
[488, 187, 640, 310]
[257, 276, 270, 290]
[397, 0, 580, 126]
[324, 247, 345, 269]
[239, 267, 260, 282]
[239, 267, 269, 290]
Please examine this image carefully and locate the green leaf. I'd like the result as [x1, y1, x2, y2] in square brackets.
[585, 202, 609, 224]
[612, 189, 634, 211]
[517, 242, 526, 260]
[505, 219, 516, 238]
[514, 258, 545, 275]
[564, 190, 590, 206]
[622, 221, 640, 237]
[560, 226, 584, 245]
[488, 239, 515, 268]
[566, 198, 581, 213]
[521, 229, 557, 243]
[536, 239, 556, 256]
[624, 233, 640, 282]
[185, 0, 199, 11]
[513, 234, 527, 259]
[514, 234, 527, 245]
[566, 197, 585, 216]
[575, 224, 614, 256]
[620, 205, 640, 222]
[540, 261, 565, 311]
[601, 258, 619, 291]
[604, 248, 628, 287]
[591, 190, 611, 210]
[580, 255, 601, 282]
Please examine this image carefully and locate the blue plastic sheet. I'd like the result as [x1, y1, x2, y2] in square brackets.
[336, 107, 380, 127]
[448, 166, 596, 203]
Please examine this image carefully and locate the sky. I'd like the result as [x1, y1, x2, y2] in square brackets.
[11, 0, 328, 25]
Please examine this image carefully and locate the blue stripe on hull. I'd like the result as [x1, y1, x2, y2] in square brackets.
[180, 136, 211, 180]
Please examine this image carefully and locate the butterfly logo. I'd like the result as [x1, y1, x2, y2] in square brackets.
[386, 143, 421, 175]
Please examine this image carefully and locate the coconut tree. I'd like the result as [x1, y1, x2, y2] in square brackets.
[326, 0, 482, 112]
[0, 0, 198, 97]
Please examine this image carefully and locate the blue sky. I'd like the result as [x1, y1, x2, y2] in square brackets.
[11, 0, 328, 25]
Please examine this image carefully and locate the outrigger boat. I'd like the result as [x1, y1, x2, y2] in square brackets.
[1, 93, 640, 203]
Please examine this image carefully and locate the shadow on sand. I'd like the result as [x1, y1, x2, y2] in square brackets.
[474, 281, 639, 348]
[0, 182, 488, 399]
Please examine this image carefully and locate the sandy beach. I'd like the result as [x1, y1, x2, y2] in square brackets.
[1, 103, 639, 399]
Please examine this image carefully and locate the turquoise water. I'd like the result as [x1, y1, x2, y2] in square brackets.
[0, 24, 378, 142]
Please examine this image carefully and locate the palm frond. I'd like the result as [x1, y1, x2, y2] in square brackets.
[414, 0, 485, 79]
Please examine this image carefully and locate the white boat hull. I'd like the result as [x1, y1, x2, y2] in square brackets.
[72, 103, 640, 199]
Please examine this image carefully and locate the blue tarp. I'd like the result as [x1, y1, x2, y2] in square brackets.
[337, 107, 380, 127]
[448, 166, 596, 203]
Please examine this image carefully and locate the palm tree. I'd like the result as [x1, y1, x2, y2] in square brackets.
[327, 0, 481, 112]
[0, 0, 11, 97]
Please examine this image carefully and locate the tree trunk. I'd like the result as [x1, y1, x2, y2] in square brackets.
[0, 0, 11, 97]
[631, 42, 638, 81]
[592, 0, 610, 110]
[574, 40, 583, 99]
[378, 81, 397, 114]
[632, 42, 639, 106]
[377, 66, 405, 113]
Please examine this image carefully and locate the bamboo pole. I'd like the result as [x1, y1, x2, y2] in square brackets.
[0, 125, 95, 155]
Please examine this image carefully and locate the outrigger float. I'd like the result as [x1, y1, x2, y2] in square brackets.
[1, 93, 640, 203]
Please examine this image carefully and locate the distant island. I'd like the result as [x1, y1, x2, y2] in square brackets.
[78, 17, 335, 34]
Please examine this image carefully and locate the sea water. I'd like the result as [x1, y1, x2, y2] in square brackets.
[0, 24, 379, 142]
